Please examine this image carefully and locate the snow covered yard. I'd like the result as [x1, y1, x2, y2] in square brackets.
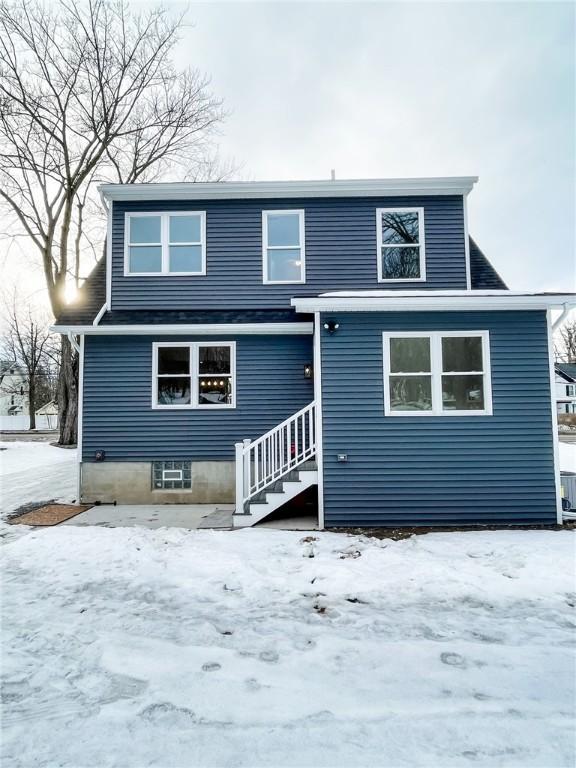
[1, 526, 575, 768]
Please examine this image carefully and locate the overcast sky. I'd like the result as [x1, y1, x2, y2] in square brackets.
[3, 0, 574, 308]
[167, 0, 575, 292]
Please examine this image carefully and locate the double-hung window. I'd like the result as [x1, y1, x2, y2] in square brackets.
[376, 208, 425, 281]
[383, 331, 492, 416]
[153, 342, 235, 409]
[263, 210, 305, 284]
[126, 212, 206, 275]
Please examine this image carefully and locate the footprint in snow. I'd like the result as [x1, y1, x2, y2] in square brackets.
[258, 651, 279, 663]
[441, 652, 467, 668]
[202, 662, 221, 672]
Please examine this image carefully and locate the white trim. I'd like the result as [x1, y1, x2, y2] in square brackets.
[376, 207, 426, 283]
[382, 330, 493, 417]
[151, 341, 236, 410]
[77, 335, 84, 503]
[51, 322, 314, 336]
[93, 303, 107, 326]
[99, 177, 478, 202]
[106, 200, 113, 310]
[547, 310, 563, 524]
[262, 209, 306, 284]
[463, 196, 472, 290]
[313, 312, 325, 530]
[292, 293, 576, 313]
[124, 211, 207, 276]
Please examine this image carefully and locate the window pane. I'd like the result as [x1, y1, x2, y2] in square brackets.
[130, 216, 161, 244]
[157, 377, 191, 405]
[390, 337, 431, 373]
[442, 375, 485, 411]
[381, 212, 419, 245]
[382, 247, 421, 279]
[199, 346, 231, 375]
[267, 248, 302, 281]
[158, 347, 190, 375]
[389, 375, 432, 411]
[442, 336, 483, 372]
[169, 245, 203, 273]
[129, 245, 162, 273]
[198, 376, 232, 405]
[170, 215, 201, 243]
[267, 213, 300, 247]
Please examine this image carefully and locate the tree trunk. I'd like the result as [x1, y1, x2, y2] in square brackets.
[58, 335, 79, 445]
[28, 380, 36, 430]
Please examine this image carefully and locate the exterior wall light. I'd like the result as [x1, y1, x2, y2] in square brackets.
[304, 364, 313, 379]
[323, 320, 340, 334]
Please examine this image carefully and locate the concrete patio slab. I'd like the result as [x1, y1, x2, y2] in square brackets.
[62, 504, 234, 530]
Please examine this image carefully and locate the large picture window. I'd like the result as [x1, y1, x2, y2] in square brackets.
[383, 331, 492, 416]
[376, 208, 425, 281]
[125, 212, 206, 275]
[152, 342, 235, 409]
[262, 210, 305, 284]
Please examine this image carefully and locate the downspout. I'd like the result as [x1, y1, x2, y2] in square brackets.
[552, 303, 570, 331]
[67, 331, 81, 354]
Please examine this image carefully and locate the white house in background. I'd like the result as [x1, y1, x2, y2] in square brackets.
[35, 400, 59, 429]
[555, 363, 576, 414]
[0, 361, 28, 417]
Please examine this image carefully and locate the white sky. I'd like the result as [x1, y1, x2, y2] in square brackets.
[2, 0, 575, 308]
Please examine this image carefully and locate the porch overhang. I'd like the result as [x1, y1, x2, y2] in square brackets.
[291, 291, 576, 313]
[50, 322, 314, 336]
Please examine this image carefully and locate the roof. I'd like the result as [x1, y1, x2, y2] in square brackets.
[55, 259, 106, 326]
[556, 362, 576, 382]
[99, 309, 311, 325]
[469, 238, 507, 289]
[99, 176, 478, 202]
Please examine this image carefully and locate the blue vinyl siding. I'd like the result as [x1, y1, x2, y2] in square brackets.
[82, 334, 313, 461]
[111, 196, 467, 309]
[320, 310, 557, 526]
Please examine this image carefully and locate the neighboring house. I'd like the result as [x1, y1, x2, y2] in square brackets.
[35, 400, 59, 429]
[555, 363, 576, 414]
[0, 362, 28, 417]
[52, 177, 575, 528]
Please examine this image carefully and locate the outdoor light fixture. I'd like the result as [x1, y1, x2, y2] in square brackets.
[94, 450, 106, 462]
[323, 320, 340, 334]
[303, 364, 313, 379]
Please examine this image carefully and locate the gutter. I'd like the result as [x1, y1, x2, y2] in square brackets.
[292, 294, 576, 313]
[52, 322, 314, 336]
[552, 303, 572, 331]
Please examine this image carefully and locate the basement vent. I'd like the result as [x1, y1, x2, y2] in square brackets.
[152, 461, 192, 490]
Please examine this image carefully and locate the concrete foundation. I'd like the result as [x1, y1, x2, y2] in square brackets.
[81, 461, 235, 505]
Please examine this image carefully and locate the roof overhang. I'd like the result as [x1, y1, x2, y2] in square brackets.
[50, 322, 314, 336]
[98, 176, 478, 203]
[291, 291, 576, 313]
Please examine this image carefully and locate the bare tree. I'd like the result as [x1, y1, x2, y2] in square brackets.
[556, 318, 576, 363]
[0, 0, 227, 444]
[1, 295, 57, 430]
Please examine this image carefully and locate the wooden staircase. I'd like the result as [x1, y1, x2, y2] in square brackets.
[233, 402, 317, 528]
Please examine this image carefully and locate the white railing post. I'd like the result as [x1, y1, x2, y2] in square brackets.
[243, 438, 251, 500]
[235, 441, 244, 513]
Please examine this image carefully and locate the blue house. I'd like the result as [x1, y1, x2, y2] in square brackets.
[53, 177, 574, 528]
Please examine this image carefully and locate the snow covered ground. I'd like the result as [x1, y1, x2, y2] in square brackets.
[1, 526, 575, 768]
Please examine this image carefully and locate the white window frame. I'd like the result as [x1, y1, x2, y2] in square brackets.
[262, 209, 306, 284]
[152, 341, 236, 410]
[382, 330, 492, 416]
[124, 211, 206, 276]
[376, 207, 426, 283]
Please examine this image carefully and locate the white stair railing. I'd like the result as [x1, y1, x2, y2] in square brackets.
[235, 401, 316, 512]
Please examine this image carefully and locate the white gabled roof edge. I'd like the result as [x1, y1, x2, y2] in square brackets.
[51, 322, 314, 336]
[291, 292, 576, 313]
[98, 176, 478, 203]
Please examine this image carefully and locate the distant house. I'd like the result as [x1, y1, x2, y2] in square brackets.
[52, 175, 575, 528]
[556, 363, 576, 414]
[0, 362, 28, 417]
[35, 400, 59, 429]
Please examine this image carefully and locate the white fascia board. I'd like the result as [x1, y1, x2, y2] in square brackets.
[98, 176, 478, 202]
[291, 294, 576, 313]
[50, 322, 314, 336]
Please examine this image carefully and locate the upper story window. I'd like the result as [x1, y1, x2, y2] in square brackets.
[125, 212, 206, 276]
[383, 331, 492, 416]
[262, 210, 305, 284]
[152, 342, 235, 409]
[376, 208, 426, 282]
[567, 384, 576, 397]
